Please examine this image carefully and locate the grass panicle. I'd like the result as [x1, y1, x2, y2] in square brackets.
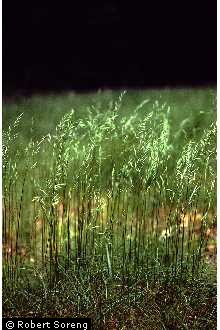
[3, 89, 216, 328]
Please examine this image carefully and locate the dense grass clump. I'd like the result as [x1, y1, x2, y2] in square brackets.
[3, 89, 216, 328]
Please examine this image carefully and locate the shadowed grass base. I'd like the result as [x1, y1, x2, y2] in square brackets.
[3, 262, 216, 329]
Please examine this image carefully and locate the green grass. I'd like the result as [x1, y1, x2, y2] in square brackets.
[3, 88, 217, 328]
[3, 88, 216, 142]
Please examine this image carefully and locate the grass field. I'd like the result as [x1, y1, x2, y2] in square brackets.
[3, 88, 217, 329]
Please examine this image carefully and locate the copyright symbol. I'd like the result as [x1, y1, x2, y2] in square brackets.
[6, 321, 14, 329]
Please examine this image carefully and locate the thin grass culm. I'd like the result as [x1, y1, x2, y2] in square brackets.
[3, 90, 217, 328]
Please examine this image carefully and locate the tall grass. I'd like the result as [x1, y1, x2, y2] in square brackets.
[2, 90, 216, 326]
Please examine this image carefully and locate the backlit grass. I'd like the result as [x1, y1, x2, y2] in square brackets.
[3, 89, 217, 328]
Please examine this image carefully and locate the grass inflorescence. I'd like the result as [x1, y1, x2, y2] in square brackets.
[3, 89, 217, 328]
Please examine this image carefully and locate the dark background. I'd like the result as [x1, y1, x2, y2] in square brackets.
[3, 1, 217, 95]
